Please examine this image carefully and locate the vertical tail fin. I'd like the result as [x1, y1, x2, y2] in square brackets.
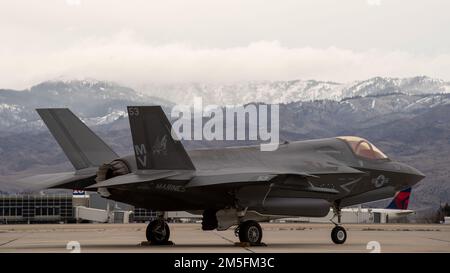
[36, 108, 119, 170]
[387, 187, 411, 210]
[127, 106, 195, 170]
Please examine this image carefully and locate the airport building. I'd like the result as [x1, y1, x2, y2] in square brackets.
[133, 208, 158, 222]
[0, 194, 80, 224]
[0, 192, 157, 224]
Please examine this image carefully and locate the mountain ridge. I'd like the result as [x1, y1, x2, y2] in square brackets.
[135, 75, 450, 105]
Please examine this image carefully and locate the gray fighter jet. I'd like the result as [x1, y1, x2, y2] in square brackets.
[17, 106, 425, 245]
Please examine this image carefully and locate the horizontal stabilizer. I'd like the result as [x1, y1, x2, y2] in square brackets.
[14, 169, 98, 192]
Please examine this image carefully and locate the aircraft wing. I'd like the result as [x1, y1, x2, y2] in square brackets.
[187, 172, 341, 194]
[180, 169, 345, 196]
[88, 171, 269, 190]
[86, 170, 340, 194]
[185, 171, 317, 188]
[184, 166, 363, 194]
[85, 164, 362, 193]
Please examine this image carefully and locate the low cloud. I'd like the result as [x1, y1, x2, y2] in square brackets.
[2, 33, 450, 89]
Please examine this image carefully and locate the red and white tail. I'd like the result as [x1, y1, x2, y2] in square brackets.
[386, 187, 411, 210]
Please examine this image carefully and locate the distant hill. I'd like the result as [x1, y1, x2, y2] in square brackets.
[136, 76, 450, 105]
[0, 79, 172, 135]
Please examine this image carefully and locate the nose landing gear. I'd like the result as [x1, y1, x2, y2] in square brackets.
[331, 225, 347, 244]
[330, 203, 347, 244]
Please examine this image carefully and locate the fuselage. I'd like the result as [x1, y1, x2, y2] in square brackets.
[101, 137, 425, 215]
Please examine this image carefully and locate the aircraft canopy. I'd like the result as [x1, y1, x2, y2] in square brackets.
[337, 136, 388, 160]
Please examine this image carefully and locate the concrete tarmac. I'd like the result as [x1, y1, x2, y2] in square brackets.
[0, 223, 449, 253]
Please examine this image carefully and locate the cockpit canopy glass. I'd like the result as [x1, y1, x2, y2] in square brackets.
[337, 136, 388, 160]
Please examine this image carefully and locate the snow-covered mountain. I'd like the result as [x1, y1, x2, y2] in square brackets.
[341, 76, 450, 99]
[1, 76, 449, 135]
[137, 76, 450, 105]
[0, 79, 172, 134]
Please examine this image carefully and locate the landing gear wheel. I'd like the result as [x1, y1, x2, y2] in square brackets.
[331, 225, 347, 244]
[238, 220, 262, 245]
[146, 220, 170, 244]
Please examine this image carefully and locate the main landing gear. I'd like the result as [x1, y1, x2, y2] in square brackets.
[330, 203, 347, 244]
[146, 218, 171, 245]
[235, 220, 263, 245]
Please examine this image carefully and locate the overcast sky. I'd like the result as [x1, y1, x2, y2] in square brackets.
[1, 0, 450, 89]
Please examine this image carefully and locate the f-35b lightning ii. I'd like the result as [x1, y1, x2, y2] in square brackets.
[17, 106, 425, 245]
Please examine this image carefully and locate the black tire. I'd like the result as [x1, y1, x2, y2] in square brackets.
[238, 220, 262, 244]
[331, 226, 347, 244]
[146, 220, 170, 244]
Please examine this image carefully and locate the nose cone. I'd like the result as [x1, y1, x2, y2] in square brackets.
[402, 164, 425, 185]
[392, 162, 425, 185]
[410, 166, 425, 178]
[409, 166, 426, 183]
